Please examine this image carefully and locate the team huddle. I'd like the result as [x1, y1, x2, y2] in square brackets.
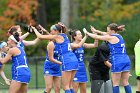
[0, 22, 139, 93]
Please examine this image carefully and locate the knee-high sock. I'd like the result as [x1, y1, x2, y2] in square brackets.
[124, 85, 132, 93]
[70, 89, 74, 93]
[65, 89, 71, 93]
[113, 86, 120, 93]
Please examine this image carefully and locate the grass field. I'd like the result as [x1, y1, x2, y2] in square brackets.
[0, 86, 137, 93]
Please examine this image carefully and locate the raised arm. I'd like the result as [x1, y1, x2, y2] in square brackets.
[22, 38, 40, 46]
[20, 32, 30, 40]
[37, 25, 50, 35]
[32, 27, 57, 40]
[90, 26, 107, 35]
[71, 34, 88, 49]
[83, 28, 111, 41]
[47, 41, 62, 65]
[83, 39, 98, 48]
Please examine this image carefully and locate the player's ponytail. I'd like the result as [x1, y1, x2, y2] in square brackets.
[13, 32, 20, 42]
[57, 22, 67, 33]
[69, 29, 78, 42]
[108, 23, 125, 32]
[50, 22, 67, 33]
[9, 32, 20, 44]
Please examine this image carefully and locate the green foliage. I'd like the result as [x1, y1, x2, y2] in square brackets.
[45, 0, 60, 28]
[120, 13, 140, 55]
[0, 0, 8, 15]
[74, 0, 140, 26]
[70, 0, 140, 56]
[0, 0, 8, 16]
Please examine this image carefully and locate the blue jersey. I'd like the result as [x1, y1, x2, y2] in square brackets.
[12, 47, 31, 83]
[57, 34, 78, 71]
[73, 46, 88, 82]
[17, 41, 25, 49]
[58, 34, 72, 54]
[44, 41, 61, 76]
[108, 34, 126, 55]
[108, 34, 131, 72]
[12, 41, 25, 77]
[73, 46, 84, 62]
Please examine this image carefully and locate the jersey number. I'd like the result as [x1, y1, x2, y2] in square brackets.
[121, 44, 125, 53]
[68, 43, 72, 51]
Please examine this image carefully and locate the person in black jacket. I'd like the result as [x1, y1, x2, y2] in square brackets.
[89, 41, 112, 93]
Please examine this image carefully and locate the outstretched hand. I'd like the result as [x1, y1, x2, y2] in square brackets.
[83, 28, 88, 35]
[38, 25, 46, 31]
[90, 25, 97, 33]
[27, 25, 33, 33]
[31, 26, 42, 34]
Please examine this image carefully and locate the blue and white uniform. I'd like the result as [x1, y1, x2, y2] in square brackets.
[18, 41, 25, 49]
[108, 34, 131, 72]
[12, 47, 31, 84]
[44, 42, 61, 77]
[12, 41, 25, 79]
[58, 34, 78, 71]
[73, 46, 88, 82]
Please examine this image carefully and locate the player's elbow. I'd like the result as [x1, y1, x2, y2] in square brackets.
[49, 57, 54, 62]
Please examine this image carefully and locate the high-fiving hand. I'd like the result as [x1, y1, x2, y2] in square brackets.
[83, 28, 88, 35]
[90, 25, 97, 33]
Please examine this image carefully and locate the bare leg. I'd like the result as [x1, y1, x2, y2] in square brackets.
[112, 73, 121, 86]
[44, 75, 53, 93]
[19, 83, 28, 93]
[70, 70, 77, 88]
[53, 76, 61, 93]
[121, 71, 130, 86]
[112, 73, 121, 93]
[73, 82, 79, 93]
[79, 83, 86, 93]
[62, 71, 72, 90]
[9, 80, 22, 93]
[121, 71, 132, 93]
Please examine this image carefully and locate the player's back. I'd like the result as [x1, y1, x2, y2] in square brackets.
[108, 34, 126, 55]
[11, 47, 30, 76]
[57, 34, 78, 71]
[107, 34, 131, 72]
[12, 47, 28, 67]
